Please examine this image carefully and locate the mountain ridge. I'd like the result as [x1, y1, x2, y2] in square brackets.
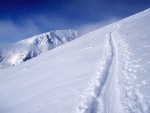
[0, 29, 78, 69]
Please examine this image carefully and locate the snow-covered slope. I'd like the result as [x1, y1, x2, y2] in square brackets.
[0, 9, 150, 113]
[0, 30, 78, 69]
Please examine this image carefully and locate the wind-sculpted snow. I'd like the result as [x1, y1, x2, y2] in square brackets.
[0, 30, 78, 69]
[0, 8, 150, 113]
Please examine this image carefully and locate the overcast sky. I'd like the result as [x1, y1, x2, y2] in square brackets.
[0, 0, 150, 44]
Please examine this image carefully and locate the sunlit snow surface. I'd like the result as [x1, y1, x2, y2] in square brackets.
[0, 9, 150, 113]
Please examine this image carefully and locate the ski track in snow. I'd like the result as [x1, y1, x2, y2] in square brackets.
[76, 24, 120, 113]
[97, 24, 122, 113]
[76, 24, 148, 113]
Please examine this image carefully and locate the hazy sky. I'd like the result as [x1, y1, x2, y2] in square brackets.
[0, 0, 150, 44]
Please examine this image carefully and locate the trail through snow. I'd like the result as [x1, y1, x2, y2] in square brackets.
[76, 24, 121, 113]
[76, 23, 148, 113]
[98, 24, 121, 113]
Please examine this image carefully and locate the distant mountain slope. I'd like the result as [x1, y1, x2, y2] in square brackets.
[0, 30, 78, 69]
[0, 8, 150, 113]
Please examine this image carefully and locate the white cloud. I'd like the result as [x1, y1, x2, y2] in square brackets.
[0, 15, 120, 48]
[78, 17, 120, 35]
[0, 15, 73, 46]
[0, 19, 40, 44]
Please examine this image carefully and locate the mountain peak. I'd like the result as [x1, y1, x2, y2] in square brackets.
[0, 29, 78, 69]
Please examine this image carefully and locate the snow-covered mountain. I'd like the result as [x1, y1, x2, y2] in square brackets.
[0, 30, 78, 69]
[0, 9, 150, 113]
